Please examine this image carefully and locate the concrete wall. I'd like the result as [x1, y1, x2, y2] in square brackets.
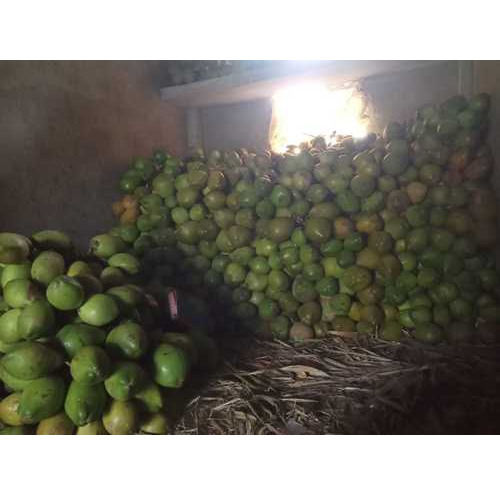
[0, 61, 185, 247]
[200, 61, 460, 152]
[362, 61, 459, 132]
[201, 98, 272, 153]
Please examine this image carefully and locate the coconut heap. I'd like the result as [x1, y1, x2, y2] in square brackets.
[0, 231, 217, 434]
[111, 93, 500, 345]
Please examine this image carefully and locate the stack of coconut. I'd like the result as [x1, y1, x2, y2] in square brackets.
[109, 93, 500, 345]
[0, 230, 217, 434]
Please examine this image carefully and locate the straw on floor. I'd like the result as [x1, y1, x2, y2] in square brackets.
[174, 333, 500, 434]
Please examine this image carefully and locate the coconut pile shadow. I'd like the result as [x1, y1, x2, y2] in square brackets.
[172, 332, 500, 435]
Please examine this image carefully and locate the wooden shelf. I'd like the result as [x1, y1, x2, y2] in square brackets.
[161, 60, 446, 108]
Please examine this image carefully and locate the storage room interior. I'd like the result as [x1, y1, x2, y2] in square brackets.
[1, 60, 499, 245]
[1, 59, 500, 435]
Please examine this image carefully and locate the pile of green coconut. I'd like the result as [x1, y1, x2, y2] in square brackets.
[111, 93, 500, 345]
[0, 231, 217, 434]
[1, 91, 499, 435]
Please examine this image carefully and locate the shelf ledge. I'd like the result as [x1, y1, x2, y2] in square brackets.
[161, 60, 445, 108]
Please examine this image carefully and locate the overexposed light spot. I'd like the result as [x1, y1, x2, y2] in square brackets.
[270, 82, 368, 152]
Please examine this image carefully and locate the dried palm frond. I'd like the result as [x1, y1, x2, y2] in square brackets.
[174, 334, 500, 435]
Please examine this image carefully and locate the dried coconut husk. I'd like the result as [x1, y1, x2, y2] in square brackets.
[173, 332, 500, 435]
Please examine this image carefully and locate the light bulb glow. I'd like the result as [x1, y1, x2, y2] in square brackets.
[270, 82, 368, 152]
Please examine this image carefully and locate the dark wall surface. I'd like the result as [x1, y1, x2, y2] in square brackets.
[0, 61, 184, 247]
[363, 61, 459, 132]
[201, 98, 272, 153]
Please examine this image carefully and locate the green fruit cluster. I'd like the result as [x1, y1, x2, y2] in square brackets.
[0, 230, 217, 435]
[112, 93, 500, 345]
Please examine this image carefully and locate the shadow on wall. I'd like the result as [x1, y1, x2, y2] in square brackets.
[201, 99, 273, 154]
[0, 61, 185, 248]
[361, 61, 460, 133]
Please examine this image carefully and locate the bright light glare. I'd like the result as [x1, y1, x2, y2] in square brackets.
[270, 83, 368, 152]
